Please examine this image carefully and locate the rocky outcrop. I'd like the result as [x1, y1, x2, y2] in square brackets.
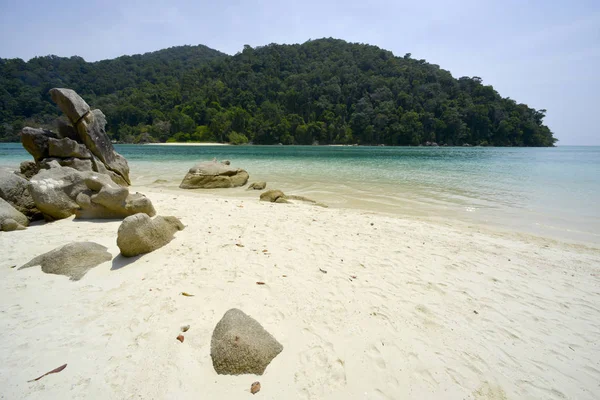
[20, 88, 131, 186]
[29, 165, 155, 221]
[49, 88, 91, 124]
[48, 137, 91, 159]
[0, 170, 41, 220]
[180, 160, 249, 189]
[76, 109, 130, 184]
[20, 127, 58, 161]
[19, 241, 112, 281]
[247, 181, 266, 190]
[0, 197, 29, 231]
[210, 309, 283, 375]
[116, 213, 184, 257]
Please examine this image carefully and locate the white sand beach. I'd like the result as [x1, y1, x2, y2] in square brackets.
[1, 187, 599, 399]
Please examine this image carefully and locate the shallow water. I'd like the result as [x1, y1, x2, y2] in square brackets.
[1, 144, 599, 243]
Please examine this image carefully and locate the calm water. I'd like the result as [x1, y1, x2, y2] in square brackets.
[1, 143, 599, 243]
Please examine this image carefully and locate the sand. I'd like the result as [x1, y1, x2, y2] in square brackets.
[1, 188, 599, 399]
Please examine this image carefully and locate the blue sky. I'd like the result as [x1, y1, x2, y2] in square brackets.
[1, 0, 599, 145]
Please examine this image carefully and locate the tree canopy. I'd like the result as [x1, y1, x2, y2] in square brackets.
[0, 39, 556, 146]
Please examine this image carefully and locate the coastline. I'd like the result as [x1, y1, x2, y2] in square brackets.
[142, 142, 230, 146]
[1, 187, 599, 399]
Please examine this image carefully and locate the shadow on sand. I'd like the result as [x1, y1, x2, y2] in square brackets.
[111, 254, 143, 270]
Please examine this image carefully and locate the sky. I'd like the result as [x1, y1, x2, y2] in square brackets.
[1, 0, 599, 145]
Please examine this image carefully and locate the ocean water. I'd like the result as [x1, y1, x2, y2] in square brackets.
[1, 143, 599, 244]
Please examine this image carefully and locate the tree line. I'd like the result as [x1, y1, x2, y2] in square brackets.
[0, 38, 556, 146]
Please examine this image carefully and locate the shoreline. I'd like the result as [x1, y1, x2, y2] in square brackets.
[1, 188, 598, 399]
[142, 142, 230, 146]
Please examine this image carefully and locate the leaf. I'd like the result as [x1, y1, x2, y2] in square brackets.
[28, 364, 67, 382]
[176, 334, 184, 343]
[236, 243, 245, 247]
[256, 281, 265, 285]
[181, 325, 190, 332]
[181, 292, 194, 297]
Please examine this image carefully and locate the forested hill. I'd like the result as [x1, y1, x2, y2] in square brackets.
[1, 39, 556, 146]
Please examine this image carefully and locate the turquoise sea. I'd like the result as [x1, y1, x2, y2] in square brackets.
[1, 143, 599, 244]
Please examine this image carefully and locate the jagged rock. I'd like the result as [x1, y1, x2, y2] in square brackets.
[56, 119, 79, 141]
[210, 309, 283, 375]
[20, 88, 132, 187]
[19, 161, 39, 179]
[90, 154, 128, 186]
[0, 170, 40, 220]
[117, 213, 184, 257]
[259, 190, 285, 202]
[0, 197, 29, 231]
[48, 137, 91, 159]
[247, 181, 266, 190]
[19, 242, 112, 280]
[20, 127, 58, 161]
[49, 88, 91, 124]
[76, 109, 131, 185]
[39, 157, 94, 172]
[180, 160, 249, 189]
[29, 166, 155, 221]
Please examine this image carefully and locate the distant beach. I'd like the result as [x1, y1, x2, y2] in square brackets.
[143, 142, 230, 146]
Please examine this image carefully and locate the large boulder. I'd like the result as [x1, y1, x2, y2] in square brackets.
[76, 109, 131, 185]
[29, 165, 155, 221]
[180, 160, 249, 189]
[19, 241, 112, 281]
[0, 170, 40, 220]
[49, 88, 90, 124]
[210, 309, 283, 375]
[20, 127, 58, 161]
[117, 213, 184, 257]
[0, 197, 29, 231]
[48, 137, 91, 159]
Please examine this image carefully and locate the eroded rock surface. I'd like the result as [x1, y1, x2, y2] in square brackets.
[117, 213, 184, 257]
[210, 308, 283, 375]
[180, 160, 249, 189]
[29, 165, 155, 221]
[19, 241, 111, 280]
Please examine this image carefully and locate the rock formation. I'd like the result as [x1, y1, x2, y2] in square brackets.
[180, 160, 249, 189]
[19, 242, 112, 280]
[0, 170, 41, 220]
[117, 213, 184, 257]
[29, 163, 155, 221]
[210, 308, 283, 375]
[20, 88, 130, 186]
[0, 197, 29, 231]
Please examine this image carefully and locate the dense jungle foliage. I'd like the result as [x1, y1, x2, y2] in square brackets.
[0, 39, 556, 146]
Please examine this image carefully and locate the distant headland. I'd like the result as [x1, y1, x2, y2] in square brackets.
[1, 38, 556, 147]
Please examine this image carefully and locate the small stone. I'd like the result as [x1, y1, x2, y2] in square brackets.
[181, 325, 190, 332]
[251, 381, 261, 394]
[176, 335, 184, 343]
